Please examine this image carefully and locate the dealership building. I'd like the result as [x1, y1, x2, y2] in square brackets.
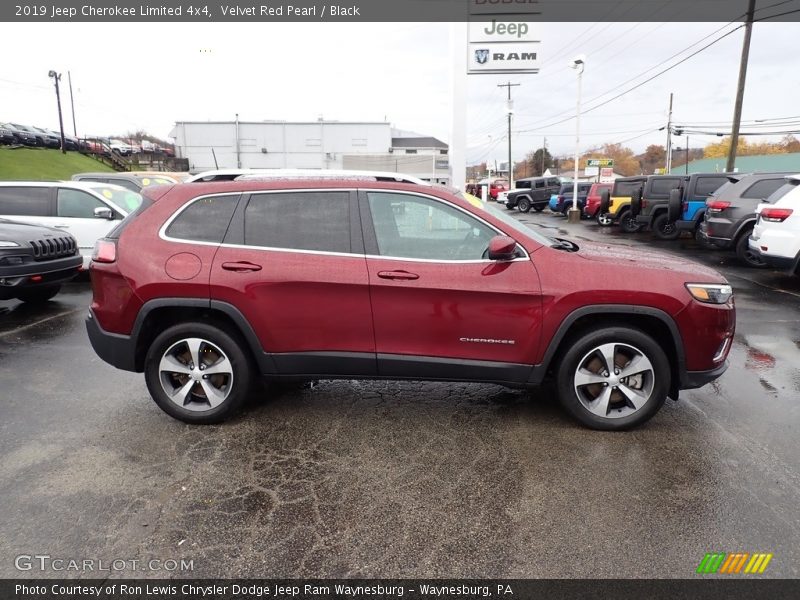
[170, 120, 450, 184]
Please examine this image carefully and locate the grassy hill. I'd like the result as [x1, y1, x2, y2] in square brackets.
[0, 148, 115, 180]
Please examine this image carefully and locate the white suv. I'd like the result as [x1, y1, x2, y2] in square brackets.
[0, 182, 142, 269]
[750, 174, 800, 274]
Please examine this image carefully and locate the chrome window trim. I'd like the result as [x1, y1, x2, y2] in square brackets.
[158, 188, 531, 263]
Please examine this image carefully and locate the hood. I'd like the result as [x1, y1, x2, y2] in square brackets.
[0, 218, 69, 242]
[570, 240, 727, 282]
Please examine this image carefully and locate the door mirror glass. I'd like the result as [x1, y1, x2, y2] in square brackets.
[487, 235, 518, 261]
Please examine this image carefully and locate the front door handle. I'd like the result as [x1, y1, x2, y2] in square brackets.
[53, 224, 70, 228]
[377, 270, 419, 281]
[222, 261, 262, 273]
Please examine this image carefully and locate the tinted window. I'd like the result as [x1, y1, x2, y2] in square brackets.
[57, 188, 106, 218]
[694, 177, 728, 197]
[535, 180, 545, 188]
[742, 178, 786, 199]
[109, 179, 141, 192]
[613, 180, 643, 197]
[764, 181, 798, 204]
[517, 181, 532, 189]
[0, 187, 50, 216]
[367, 192, 494, 261]
[650, 178, 682, 195]
[245, 191, 350, 253]
[548, 178, 560, 187]
[166, 195, 238, 243]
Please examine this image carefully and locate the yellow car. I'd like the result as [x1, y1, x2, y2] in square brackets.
[596, 176, 647, 232]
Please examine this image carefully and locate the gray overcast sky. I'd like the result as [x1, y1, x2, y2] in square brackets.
[2, 21, 799, 164]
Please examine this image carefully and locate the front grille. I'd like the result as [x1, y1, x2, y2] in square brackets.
[28, 236, 76, 261]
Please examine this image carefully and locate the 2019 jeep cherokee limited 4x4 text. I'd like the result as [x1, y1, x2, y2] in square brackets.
[86, 179, 735, 430]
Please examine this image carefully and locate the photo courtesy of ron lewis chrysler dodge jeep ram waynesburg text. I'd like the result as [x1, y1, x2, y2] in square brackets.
[85, 177, 735, 431]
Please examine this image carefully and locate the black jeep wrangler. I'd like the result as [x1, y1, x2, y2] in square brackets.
[505, 176, 561, 213]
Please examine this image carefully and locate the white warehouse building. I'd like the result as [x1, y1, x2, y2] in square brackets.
[170, 120, 449, 184]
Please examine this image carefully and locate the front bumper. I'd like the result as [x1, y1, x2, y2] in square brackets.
[681, 360, 729, 390]
[0, 255, 82, 299]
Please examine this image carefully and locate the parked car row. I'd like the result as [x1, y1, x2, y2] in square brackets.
[504, 170, 799, 275]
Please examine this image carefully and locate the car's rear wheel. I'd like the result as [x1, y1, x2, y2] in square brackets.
[653, 213, 681, 241]
[517, 197, 531, 212]
[735, 229, 766, 268]
[596, 212, 613, 227]
[619, 209, 642, 233]
[144, 322, 254, 424]
[556, 326, 670, 430]
[15, 285, 61, 304]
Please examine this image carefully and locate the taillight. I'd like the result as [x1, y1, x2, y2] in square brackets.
[641, 199, 648, 208]
[760, 208, 793, 223]
[92, 239, 117, 263]
[706, 200, 730, 212]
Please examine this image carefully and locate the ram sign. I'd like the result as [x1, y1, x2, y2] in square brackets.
[468, 42, 540, 74]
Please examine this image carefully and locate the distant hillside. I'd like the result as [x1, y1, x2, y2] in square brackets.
[0, 148, 115, 180]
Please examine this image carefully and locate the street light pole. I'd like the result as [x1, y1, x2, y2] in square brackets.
[568, 55, 585, 224]
[498, 81, 520, 189]
[48, 70, 66, 155]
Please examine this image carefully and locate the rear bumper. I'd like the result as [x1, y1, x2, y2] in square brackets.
[85, 309, 138, 372]
[697, 222, 731, 248]
[748, 245, 798, 272]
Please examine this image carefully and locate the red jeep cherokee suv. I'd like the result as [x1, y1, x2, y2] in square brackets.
[86, 178, 735, 430]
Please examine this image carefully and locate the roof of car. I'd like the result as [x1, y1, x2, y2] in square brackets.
[0, 180, 129, 193]
[186, 168, 432, 186]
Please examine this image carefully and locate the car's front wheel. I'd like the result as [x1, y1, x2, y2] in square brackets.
[517, 197, 531, 212]
[556, 326, 670, 430]
[144, 322, 254, 424]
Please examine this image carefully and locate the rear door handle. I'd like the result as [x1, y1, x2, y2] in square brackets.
[377, 270, 419, 281]
[53, 224, 70, 228]
[222, 261, 262, 273]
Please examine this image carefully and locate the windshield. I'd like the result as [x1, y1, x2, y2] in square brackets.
[459, 193, 555, 247]
[92, 186, 143, 213]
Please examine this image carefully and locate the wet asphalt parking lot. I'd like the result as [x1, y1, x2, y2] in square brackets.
[1, 209, 799, 579]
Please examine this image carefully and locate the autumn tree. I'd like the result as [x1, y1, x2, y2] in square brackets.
[636, 144, 666, 174]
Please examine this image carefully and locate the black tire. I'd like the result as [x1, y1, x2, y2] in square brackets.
[556, 325, 670, 430]
[517, 197, 531, 213]
[15, 285, 60, 304]
[666, 189, 682, 223]
[144, 322, 255, 424]
[735, 229, 766, 268]
[596, 212, 613, 227]
[619, 209, 642, 233]
[598, 189, 611, 214]
[505, 203, 515, 210]
[653, 212, 681, 241]
[533, 204, 545, 212]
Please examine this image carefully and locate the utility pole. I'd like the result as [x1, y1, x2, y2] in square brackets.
[48, 70, 67, 155]
[541, 137, 547, 175]
[498, 81, 520, 189]
[665, 92, 674, 173]
[727, 0, 756, 173]
[67, 71, 77, 137]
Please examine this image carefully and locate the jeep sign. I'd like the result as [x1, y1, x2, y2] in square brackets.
[468, 42, 540, 74]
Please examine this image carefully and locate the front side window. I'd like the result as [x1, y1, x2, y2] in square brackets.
[166, 195, 239, 243]
[244, 191, 351, 253]
[367, 192, 495, 261]
[57, 188, 106, 218]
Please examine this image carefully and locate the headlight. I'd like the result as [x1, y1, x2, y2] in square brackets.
[0, 241, 21, 247]
[685, 283, 733, 304]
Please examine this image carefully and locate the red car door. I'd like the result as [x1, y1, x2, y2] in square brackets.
[360, 189, 543, 384]
[210, 189, 376, 377]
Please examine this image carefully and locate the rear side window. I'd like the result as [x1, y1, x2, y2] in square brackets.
[166, 195, 238, 243]
[244, 191, 350, 253]
[650, 178, 682, 195]
[764, 181, 798, 204]
[694, 177, 728, 197]
[613, 181, 643, 197]
[517, 181, 531, 189]
[742, 178, 786, 199]
[0, 187, 50, 216]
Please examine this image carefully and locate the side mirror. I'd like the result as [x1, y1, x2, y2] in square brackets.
[488, 235, 518, 261]
[94, 206, 114, 220]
